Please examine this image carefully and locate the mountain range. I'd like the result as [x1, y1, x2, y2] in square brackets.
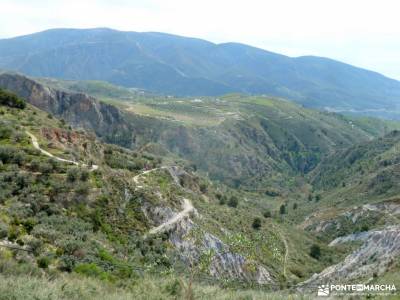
[1, 28, 400, 118]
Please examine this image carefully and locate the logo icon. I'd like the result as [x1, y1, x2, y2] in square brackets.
[318, 285, 330, 296]
[356, 284, 364, 292]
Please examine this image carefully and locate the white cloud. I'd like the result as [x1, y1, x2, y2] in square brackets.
[1, 0, 400, 79]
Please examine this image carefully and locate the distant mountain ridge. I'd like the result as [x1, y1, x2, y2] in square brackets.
[1, 28, 400, 115]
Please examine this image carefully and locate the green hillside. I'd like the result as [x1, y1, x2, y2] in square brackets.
[1, 89, 346, 298]
[1, 77, 400, 298]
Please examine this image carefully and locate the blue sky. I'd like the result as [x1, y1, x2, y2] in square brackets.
[1, 0, 400, 80]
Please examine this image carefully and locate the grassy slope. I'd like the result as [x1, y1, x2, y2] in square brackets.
[0, 101, 338, 297]
[2, 80, 400, 296]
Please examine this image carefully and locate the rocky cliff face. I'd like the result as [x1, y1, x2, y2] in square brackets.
[0, 73, 134, 147]
[301, 226, 400, 286]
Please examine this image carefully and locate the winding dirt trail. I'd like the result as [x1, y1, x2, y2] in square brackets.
[133, 167, 163, 188]
[149, 198, 194, 235]
[132, 166, 195, 235]
[26, 131, 98, 171]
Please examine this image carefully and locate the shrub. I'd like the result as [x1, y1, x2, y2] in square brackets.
[292, 203, 298, 210]
[22, 218, 36, 233]
[25, 237, 43, 256]
[252, 217, 262, 230]
[11, 132, 25, 143]
[219, 195, 227, 205]
[199, 183, 208, 193]
[0, 146, 25, 165]
[0, 89, 26, 109]
[38, 162, 53, 175]
[59, 255, 77, 272]
[67, 168, 80, 182]
[0, 125, 13, 139]
[37, 256, 50, 269]
[80, 170, 89, 181]
[228, 196, 238, 208]
[165, 279, 182, 296]
[74, 183, 89, 196]
[265, 189, 280, 197]
[0, 223, 7, 239]
[263, 210, 272, 218]
[310, 244, 321, 259]
[74, 263, 108, 280]
[279, 204, 286, 215]
[7, 226, 19, 241]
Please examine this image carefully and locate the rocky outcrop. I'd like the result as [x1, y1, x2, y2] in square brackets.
[301, 200, 400, 238]
[143, 198, 274, 285]
[0, 73, 134, 147]
[301, 226, 400, 286]
[140, 166, 274, 285]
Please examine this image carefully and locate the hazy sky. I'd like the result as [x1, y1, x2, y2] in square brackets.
[1, 0, 400, 79]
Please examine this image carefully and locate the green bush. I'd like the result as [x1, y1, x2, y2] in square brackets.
[38, 162, 54, 174]
[0, 88, 26, 109]
[252, 217, 262, 230]
[263, 210, 272, 218]
[80, 170, 89, 181]
[37, 256, 50, 269]
[0, 125, 13, 139]
[25, 237, 43, 256]
[199, 183, 208, 193]
[74, 263, 108, 280]
[67, 168, 80, 182]
[7, 226, 19, 241]
[228, 196, 239, 208]
[279, 204, 286, 215]
[0, 223, 7, 239]
[309, 244, 321, 260]
[0, 146, 25, 165]
[22, 218, 36, 233]
[265, 189, 280, 197]
[74, 183, 90, 196]
[59, 255, 78, 272]
[164, 279, 182, 296]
